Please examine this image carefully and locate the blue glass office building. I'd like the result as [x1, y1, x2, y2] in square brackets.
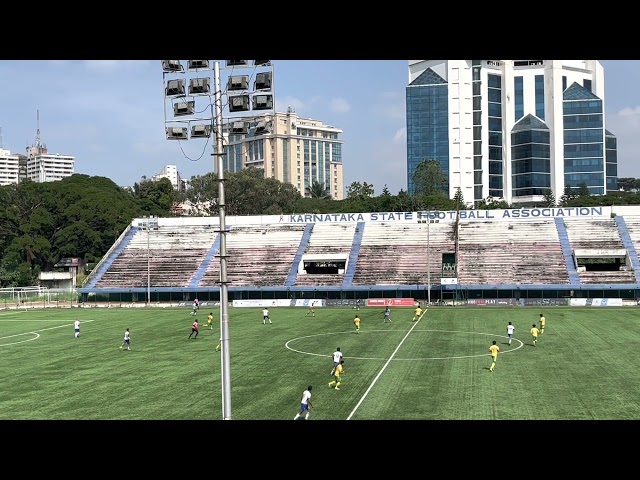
[406, 60, 618, 205]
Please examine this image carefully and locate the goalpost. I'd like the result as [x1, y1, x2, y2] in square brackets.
[0, 286, 51, 309]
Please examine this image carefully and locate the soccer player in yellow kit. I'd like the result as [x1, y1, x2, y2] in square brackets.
[412, 306, 423, 322]
[329, 360, 344, 390]
[353, 315, 361, 333]
[539, 313, 546, 334]
[531, 324, 540, 346]
[489, 340, 499, 372]
[207, 312, 214, 330]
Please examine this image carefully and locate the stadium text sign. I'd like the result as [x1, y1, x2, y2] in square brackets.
[280, 207, 604, 224]
[367, 298, 415, 307]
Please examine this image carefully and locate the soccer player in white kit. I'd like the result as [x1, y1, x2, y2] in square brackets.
[330, 347, 343, 375]
[506, 322, 515, 345]
[294, 386, 313, 420]
[262, 308, 272, 324]
[74, 319, 80, 338]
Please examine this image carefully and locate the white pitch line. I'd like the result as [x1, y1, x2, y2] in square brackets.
[346, 310, 426, 420]
[0, 319, 95, 342]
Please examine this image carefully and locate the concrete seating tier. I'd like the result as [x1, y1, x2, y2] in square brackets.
[578, 270, 636, 284]
[94, 248, 208, 288]
[349, 222, 454, 285]
[293, 274, 345, 287]
[563, 219, 624, 250]
[457, 221, 569, 284]
[304, 223, 357, 254]
[198, 224, 307, 287]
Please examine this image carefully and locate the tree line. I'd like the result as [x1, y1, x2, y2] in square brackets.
[1, 160, 639, 287]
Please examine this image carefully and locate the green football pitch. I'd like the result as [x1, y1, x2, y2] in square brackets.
[0, 305, 638, 420]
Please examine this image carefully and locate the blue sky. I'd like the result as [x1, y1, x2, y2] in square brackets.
[0, 60, 637, 195]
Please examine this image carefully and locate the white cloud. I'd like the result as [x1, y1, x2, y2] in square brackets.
[606, 106, 640, 177]
[393, 127, 406, 144]
[84, 60, 151, 73]
[329, 97, 351, 114]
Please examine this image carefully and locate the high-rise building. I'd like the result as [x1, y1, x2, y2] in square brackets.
[406, 60, 618, 205]
[151, 164, 184, 191]
[0, 149, 19, 186]
[222, 107, 344, 200]
[25, 147, 75, 183]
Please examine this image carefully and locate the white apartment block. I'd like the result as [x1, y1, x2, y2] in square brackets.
[151, 164, 183, 191]
[222, 108, 345, 200]
[0, 149, 19, 186]
[26, 147, 75, 183]
[406, 60, 618, 205]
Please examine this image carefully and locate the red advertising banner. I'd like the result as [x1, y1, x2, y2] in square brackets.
[367, 298, 415, 307]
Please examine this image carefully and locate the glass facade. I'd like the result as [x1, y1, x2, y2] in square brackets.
[535, 75, 545, 120]
[514, 76, 524, 121]
[487, 73, 503, 198]
[606, 130, 618, 192]
[563, 83, 605, 195]
[406, 68, 449, 194]
[472, 63, 483, 203]
[511, 115, 551, 196]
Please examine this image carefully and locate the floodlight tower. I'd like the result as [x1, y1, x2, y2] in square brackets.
[161, 60, 275, 421]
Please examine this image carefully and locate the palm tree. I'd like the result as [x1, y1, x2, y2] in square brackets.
[306, 181, 331, 199]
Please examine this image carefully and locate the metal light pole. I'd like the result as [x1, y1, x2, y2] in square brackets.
[147, 216, 151, 305]
[162, 60, 274, 420]
[427, 213, 431, 306]
[212, 61, 232, 420]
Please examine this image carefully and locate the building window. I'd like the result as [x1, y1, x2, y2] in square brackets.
[514, 76, 524, 121]
[584, 79, 592, 92]
[535, 75, 545, 120]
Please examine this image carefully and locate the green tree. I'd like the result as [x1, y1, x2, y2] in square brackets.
[560, 186, 578, 206]
[381, 185, 392, 196]
[412, 159, 447, 196]
[577, 182, 591, 197]
[543, 189, 556, 207]
[616, 177, 638, 192]
[453, 187, 465, 210]
[306, 181, 331, 200]
[346, 181, 375, 200]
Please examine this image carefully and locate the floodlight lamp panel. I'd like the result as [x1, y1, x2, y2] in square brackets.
[229, 95, 250, 112]
[162, 60, 183, 72]
[252, 94, 273, 110]
[165, 79, 186, 97]
[188, 60, 210, 70]
[253, 60, 271, 66]
[189, 77, 211, 95]
[166, 126, 188, 140]
[191, 124, 212, 138]
[231, 121, 249, 134]
[228, 75, 249, 91]
[173, 101, 195, 117]
[254, 72, 272, 90]
[226, 60, 248, 67]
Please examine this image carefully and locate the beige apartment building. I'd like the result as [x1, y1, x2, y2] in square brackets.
[222, 107, 345, 200]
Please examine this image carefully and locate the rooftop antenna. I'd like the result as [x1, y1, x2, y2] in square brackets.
[35, 110, 41, 150]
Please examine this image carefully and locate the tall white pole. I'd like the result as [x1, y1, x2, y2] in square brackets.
[213, 61, 232, 420]
[427, 212, 431, 306]
[147, 217, 151, 305]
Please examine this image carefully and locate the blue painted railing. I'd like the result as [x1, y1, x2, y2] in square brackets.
[86, 226, 139, 288]
[189, 233, 222, 288]
[554, 217, 580, 284]
[285, 223, 314, 287]
[615, 216, 640, 283]
[342, 222, 366, 286]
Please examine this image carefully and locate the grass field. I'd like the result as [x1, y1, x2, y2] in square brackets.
[1, 305, 639, 420]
